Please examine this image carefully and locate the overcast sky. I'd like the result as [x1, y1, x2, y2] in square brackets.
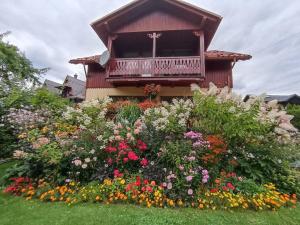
[1, 0, 300, 95]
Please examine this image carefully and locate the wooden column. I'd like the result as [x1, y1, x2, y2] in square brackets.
[193, 31, 205, 77]
[106, 35, 118, 78]
[148, 32, 162, 58]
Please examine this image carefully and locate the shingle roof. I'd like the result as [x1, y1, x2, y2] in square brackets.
[61, 75, 86, 100]
[43, 79, 61, 94]
[69, 50, 252, 65]
[265, 95, 300, 103]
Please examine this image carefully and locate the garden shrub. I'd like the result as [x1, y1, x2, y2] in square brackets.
[287, 104, 300, 130]
[2, 83, 300, 210]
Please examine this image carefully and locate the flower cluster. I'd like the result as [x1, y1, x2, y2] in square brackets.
[184, 131, 209, 148]
[144, 84, 161, 98]
[143, 99, 194, 132]
[8, 177, 297, 211]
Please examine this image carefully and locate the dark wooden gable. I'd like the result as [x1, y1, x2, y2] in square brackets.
[91, 0, 222, 49]
[114, 9, 200, 33]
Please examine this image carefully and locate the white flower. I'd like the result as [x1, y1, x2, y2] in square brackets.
[190, 83, 201, 92]
[85, 158, 91, 163]
[82, 163, 88, 169]
[93, 157, 97, 161]
[90, 149, 96, 154]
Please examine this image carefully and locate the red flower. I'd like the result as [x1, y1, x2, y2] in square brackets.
[222, 186, 229, 191]
[140, 158, 149, 167]
[210, 188, 218, 193]
[150, 181, 156, 186]
[227, 182, 235, 190]
[113, 169, 123, 178]
[135, 176, 141, 186]
[128, 151, 139, 161]
[137, 140, 147, 151]
[143, 179, 149, 185]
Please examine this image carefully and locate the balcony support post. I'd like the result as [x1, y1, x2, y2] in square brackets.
[193, 31, 205, 77]
[148, 32, 162, 58]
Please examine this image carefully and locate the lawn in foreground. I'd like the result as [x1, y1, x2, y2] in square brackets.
[0, 192, 299, 225]
[0, 162, 300, 225]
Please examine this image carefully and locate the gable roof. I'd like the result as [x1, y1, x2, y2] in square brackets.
[60, 75, 86, 100]
[43, 79, 61, 94]
[69, 50, 251, 65]
[265, 95, 300, 103]
[91, 0, 222, 49]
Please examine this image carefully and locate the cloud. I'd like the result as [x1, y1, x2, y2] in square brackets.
[1, 0, 299, 95]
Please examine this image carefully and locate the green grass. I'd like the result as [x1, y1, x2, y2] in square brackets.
[0, 162, 300, 225]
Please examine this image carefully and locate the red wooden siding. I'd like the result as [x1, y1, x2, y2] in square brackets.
[202, 61, 232, 88]
[115, 10, 199, 34]
[86, 64, 113, 88]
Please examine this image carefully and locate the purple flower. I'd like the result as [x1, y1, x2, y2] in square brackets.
[184, 131, 202, 140]
[187, 189, 193, 195]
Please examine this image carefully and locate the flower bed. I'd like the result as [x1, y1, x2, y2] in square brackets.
[2, 83, 300, 211]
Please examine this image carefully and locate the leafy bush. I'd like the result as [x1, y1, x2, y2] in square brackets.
[287, 104, 300, 130]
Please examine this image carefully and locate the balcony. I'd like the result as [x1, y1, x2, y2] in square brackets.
[106, 56, 204, 85]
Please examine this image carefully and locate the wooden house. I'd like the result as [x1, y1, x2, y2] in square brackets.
[70, 0, 252, 100]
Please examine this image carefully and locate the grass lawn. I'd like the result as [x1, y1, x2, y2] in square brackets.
[0, 162, 299, 225]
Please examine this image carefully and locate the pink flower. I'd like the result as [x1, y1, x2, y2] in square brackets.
[140, 158, 149, 167]
[123, 157, 129, 163]
[114, 130, 119, 135]
[115, 135, 122, 141]
[107, 158, 113, 165]
[187, 189, 193, 195]
[118, 141, 129, 150]
[126, 133, 132, 139]
[134, 129, 140, 134]
[186, 176, 193, 182]
[128, 151, 139, 161]
[178, 165, 184, 171]
[114, 169, 123, 178]
[167, 182, 172, 190]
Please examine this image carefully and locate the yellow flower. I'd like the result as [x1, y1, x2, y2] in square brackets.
[120, 179, 126, 185]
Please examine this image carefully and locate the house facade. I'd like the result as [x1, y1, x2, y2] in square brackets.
[70, 0, 251, 101]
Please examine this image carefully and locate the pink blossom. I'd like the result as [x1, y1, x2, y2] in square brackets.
[186, 176, 193, 182]
[128, 151, 139, 161]
[187, 189, 193, 195]
[140, 158, 149, 167]
[167, 182, 172, 190]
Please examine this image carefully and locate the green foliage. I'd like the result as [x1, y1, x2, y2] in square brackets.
[30, 88, 70, 111]
[287, 104, 300, 130]
[192, 92, 272, 147]
[116, 104, 142, 125]
[0, 32, 47, 88]
[235, 178, 267, 196]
